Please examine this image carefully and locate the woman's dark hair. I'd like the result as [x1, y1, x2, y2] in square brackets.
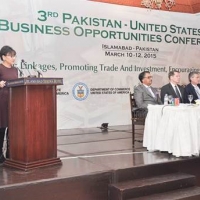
[0, 46, 16, 61]
[138, 71, 150, 83]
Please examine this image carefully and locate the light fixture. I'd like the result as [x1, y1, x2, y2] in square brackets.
[141, 0, 175, 10]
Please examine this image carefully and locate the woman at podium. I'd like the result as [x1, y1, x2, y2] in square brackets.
[0, 46, 18, 164]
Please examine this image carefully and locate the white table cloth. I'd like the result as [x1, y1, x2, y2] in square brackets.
[143, 104, 200, 157]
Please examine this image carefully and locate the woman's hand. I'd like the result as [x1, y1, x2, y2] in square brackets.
[0, 81, 6, 88]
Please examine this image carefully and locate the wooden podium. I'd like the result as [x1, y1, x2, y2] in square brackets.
[4, 77, 63, 170]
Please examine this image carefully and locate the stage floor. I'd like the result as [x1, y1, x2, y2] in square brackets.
[57, 124, 145, 157]
[0, 125, 196, 200]
[0, 125, 183, 186]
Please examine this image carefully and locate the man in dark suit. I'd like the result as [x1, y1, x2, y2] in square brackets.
[134, 71, 162, 108]
[184, 72, 200, 103]
[161, 70, 185, 103]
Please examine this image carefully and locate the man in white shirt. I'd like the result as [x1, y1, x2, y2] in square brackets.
[184, 72, 200, 103]
[134, 71, 162, 108]
[161, 70, 185, 103]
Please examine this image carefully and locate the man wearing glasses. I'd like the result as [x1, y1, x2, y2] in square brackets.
[134, 71, 162, 108]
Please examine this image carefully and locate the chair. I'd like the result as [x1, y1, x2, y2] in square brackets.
[129, 93, 147, 147]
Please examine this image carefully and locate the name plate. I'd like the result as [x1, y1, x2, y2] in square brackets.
[6, 77, 63, 87]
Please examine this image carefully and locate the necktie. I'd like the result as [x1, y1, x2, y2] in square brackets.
[175, 86, 182, 102]
[194, 86, 200, 99]
[148, 87, 156, 98]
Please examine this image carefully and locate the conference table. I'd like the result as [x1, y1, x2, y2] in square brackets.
[143, 104, 200, 157]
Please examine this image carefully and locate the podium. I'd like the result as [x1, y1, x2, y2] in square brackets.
[4, 77, 63, 170]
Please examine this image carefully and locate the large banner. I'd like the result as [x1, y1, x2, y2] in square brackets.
[0, 0, 200, 129]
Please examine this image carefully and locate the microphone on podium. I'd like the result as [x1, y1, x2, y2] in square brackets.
[17, 67, 24, 78]
[21, 59, 36, 78]
[15, 60, 24, 78]
[16, 66, 24, 78]
[34, 65, 43, 78]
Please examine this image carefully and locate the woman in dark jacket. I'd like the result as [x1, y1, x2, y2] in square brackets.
[0, 46, 18, 163]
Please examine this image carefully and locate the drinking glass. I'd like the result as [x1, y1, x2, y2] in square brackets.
[188, 95, 193, 105]
[168, 95, 173, 105]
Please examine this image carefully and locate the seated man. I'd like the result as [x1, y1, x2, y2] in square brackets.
[134, 71, 162, 109]
[184, 72, 200, 103]
[161, 70, 184, 103]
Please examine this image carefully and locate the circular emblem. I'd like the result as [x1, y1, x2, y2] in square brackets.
[72, 82, 89, 101]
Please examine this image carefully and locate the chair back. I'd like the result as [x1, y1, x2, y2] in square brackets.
[129, 92, 136, 113]
[129, 92, 146, 124]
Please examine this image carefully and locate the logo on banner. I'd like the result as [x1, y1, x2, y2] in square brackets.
[72, 82, 89, 101]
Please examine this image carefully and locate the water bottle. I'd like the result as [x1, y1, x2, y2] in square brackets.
[164, 94, 168, 105]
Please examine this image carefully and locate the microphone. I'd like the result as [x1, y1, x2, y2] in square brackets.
[17, 67, 24, 78]
[34, 65, 43, 78]
[21, 59, 36, 78]
[15, 60, 24, 78]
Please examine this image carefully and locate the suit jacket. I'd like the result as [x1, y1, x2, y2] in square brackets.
[160, 83, 185, 103]
[134, 84, 162, 108]
[184, 83, 200, 103]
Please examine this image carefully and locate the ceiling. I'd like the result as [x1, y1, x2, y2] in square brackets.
[90, 0, 200, 14]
